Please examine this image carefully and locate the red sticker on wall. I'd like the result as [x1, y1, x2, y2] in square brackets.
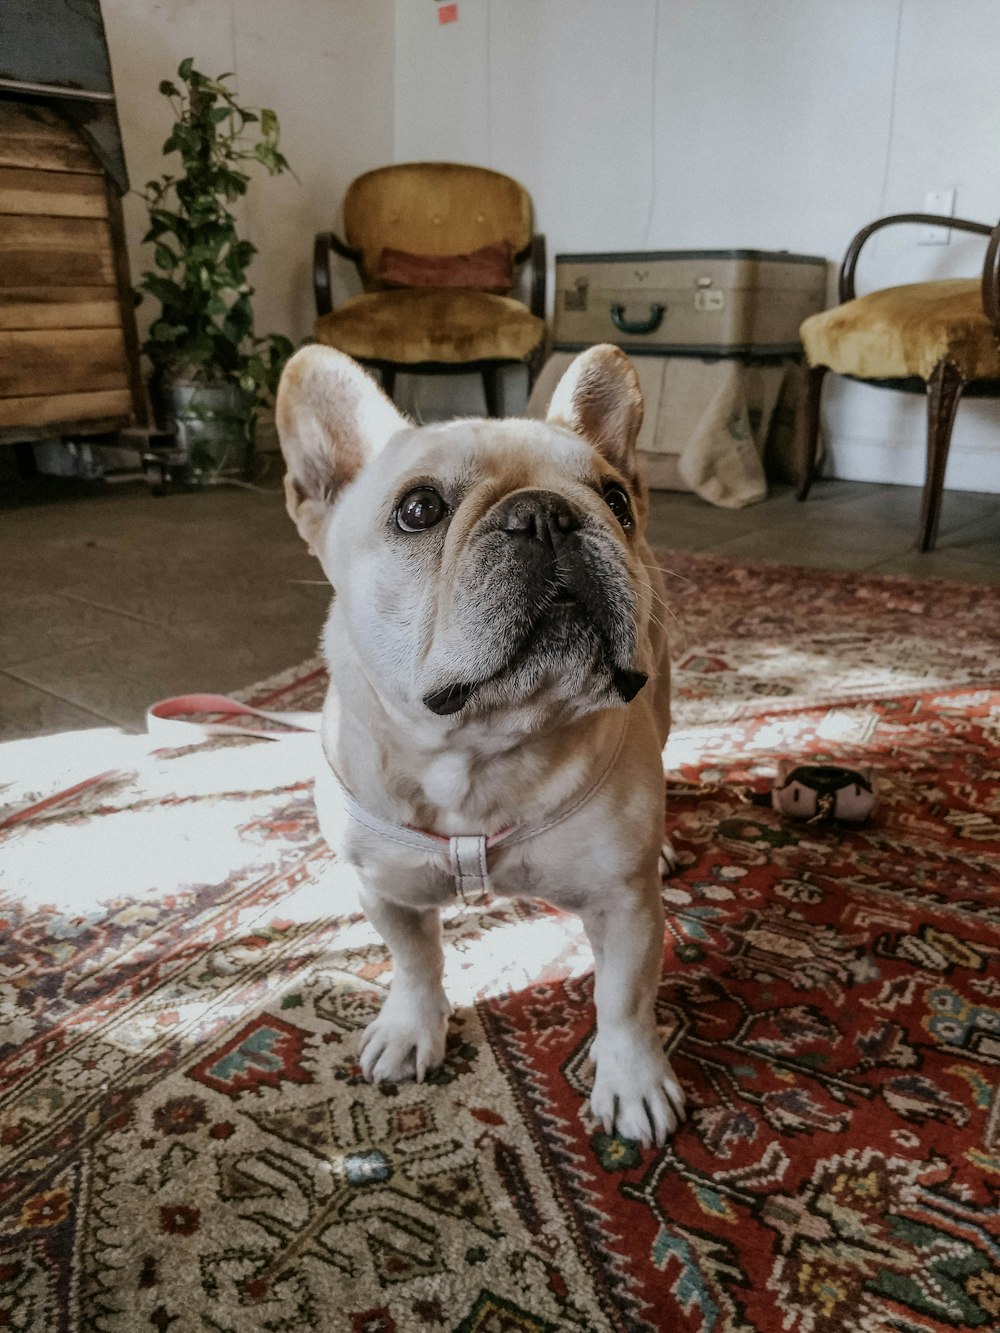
[438, 3, 458, 23]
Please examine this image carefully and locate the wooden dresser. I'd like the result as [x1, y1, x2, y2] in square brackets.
[0, 97, 145, 443]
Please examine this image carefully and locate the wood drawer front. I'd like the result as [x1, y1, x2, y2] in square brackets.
[0, 167, 109, 219]
[0, 389, 133, 431]
[0, 102, 143, 437]
[0, 215, 116, 288]
[0, 328, 128, 397]
[0, 102, 101, 175]
[0, 286, 120, 330]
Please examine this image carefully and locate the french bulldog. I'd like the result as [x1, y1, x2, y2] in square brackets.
[276, 342, 685, 1146]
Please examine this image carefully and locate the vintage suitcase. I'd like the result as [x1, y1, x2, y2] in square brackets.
[552, 249, 827, 358]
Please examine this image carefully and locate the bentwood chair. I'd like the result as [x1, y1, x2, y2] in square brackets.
[797, 212, 1000, 551]
[311, 162, 547, 415]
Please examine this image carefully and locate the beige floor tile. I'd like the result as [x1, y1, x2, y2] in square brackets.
[0, 593, 147, 669]
[702, 519, 909, 569]
[932, 511, 1000, 567]
[6, 604, 327, 732]
[54, 553, 326, 630]
[0, 672, 113, 742]
[796, 489, 1000, 547]
[646, 495, 791, 549]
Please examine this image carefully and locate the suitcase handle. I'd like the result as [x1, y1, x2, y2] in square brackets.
[610, 302, 665, 335]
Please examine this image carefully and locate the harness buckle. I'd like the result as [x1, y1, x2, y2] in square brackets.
[449, 835, 491, 903]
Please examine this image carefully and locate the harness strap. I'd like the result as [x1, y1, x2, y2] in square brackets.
[330, 712, 627, 902]
[336, 784, 511, 902]
[500, 716, 629, 847]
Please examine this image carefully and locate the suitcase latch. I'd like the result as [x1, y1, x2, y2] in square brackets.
[695, 289, 725, 312]
[564, 277, 590, 311]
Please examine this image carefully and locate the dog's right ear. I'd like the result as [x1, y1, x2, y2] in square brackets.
[276, 345, 408, 551]
[545, 344, 644, 483]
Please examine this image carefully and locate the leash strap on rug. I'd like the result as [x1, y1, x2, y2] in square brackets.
[146, 693, 320, 743]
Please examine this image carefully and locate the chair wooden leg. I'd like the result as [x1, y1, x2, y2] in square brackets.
[381, 368, 397, 401]
[526, 344, 546, 394]
[920, 359, 964, 552]
[796, 364, 827, 501]
[482, 366, 502, 418]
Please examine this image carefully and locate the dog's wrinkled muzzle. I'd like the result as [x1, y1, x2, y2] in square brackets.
[421, 487, 644, 716]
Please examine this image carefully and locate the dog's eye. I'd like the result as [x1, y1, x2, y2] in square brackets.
[396, 486, 447, 533]
[603, 485, 634, 531]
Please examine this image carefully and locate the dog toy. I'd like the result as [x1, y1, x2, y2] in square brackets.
[770, 761, 877, 824]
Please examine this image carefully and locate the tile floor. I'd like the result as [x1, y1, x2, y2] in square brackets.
[2, 458, 999, 742]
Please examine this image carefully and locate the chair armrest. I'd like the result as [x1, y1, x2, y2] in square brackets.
[515, 233, 547, 320]
[313, 231, 363, 317]
[839, 212, 994, 303]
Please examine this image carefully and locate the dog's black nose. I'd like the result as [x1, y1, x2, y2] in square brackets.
[499, 490, 581, 549]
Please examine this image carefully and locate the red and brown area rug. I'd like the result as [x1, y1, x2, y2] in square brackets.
[2, 552, 1000, 1332]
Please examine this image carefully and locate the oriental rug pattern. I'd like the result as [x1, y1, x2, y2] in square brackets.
[2, 553, 999, 1332]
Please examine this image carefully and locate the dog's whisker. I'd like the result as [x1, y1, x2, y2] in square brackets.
[646, 576, 685, 628]
[648, 561, 699, 589]
[644, 585, 688, 650]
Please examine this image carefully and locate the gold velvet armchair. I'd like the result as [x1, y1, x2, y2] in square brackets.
[312, 162, 547, 415]
[798, 212, 1000, 550]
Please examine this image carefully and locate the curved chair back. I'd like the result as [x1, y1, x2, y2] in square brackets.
[343, 162, 533, 288]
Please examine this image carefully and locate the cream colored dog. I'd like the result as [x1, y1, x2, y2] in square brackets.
[276, 342, 685, 1146]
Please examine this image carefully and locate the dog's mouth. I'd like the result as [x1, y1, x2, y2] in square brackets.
[422, 580, 645, 717]
[422, 663, 647, 716]
[420, 517, 646, 719]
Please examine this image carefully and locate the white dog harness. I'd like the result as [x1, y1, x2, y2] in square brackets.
[333, 789, 515, 902]
[333, 714, 626, 902]
[146, 693, 628, 903]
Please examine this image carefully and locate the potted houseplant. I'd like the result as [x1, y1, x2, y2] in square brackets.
[138, 59, 294, 482]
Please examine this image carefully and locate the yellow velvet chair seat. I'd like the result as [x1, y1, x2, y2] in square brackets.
[314, 288, 546, 366]
[801, 278, 1000, 382]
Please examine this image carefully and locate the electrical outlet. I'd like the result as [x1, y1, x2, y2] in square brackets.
[919, 189, 956, 245]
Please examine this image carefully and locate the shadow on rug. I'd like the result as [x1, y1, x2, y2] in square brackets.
[2, 552, 999, 1332]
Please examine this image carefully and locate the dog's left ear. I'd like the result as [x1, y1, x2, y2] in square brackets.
[276, 345, 409, 551]
[545, 344, 644, 477]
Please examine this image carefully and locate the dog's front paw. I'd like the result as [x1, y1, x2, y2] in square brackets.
[358, 993, 449, 1084]
[589, 1028, 686, 1147]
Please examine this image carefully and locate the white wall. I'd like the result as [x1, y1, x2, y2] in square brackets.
[102, 0, 395, 353]
[393, 0, 1000, 489]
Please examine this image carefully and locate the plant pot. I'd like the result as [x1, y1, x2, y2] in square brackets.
[156, 380, 255, 482]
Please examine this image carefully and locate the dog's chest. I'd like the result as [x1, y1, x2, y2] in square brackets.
[420, 751, 477, 819]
